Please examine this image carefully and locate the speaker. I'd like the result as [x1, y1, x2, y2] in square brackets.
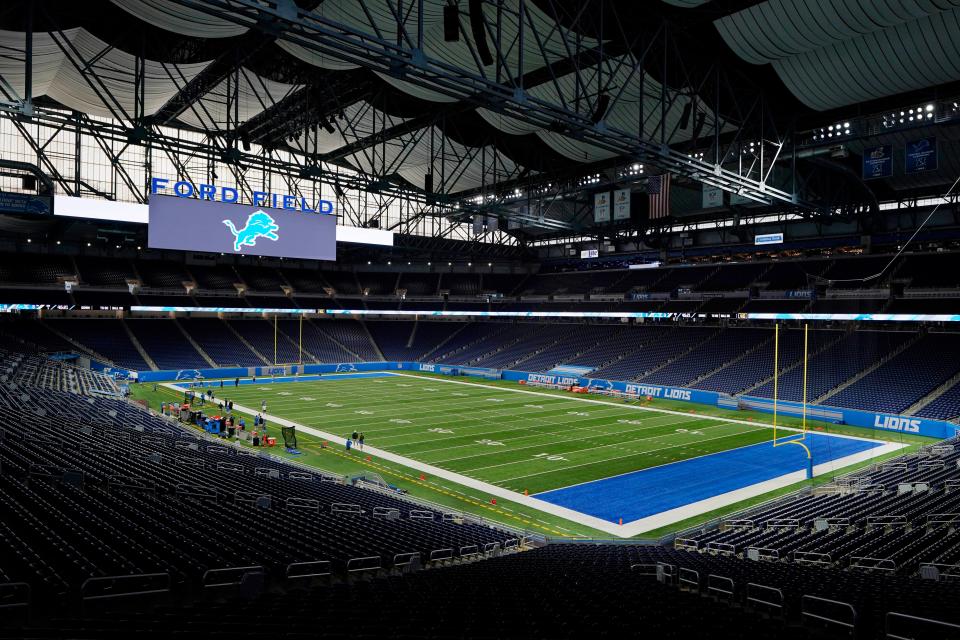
[443, 4, 459, 42]
[424, 172, 433, 193]
[468, 0, 493, 66]
[590, 93, 611, 124]
[21, 175, 36, 191]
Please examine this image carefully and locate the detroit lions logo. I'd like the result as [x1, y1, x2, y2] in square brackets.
[222, 210, 279, 251]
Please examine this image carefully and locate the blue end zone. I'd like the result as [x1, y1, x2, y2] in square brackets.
[533, 432, 886, 524]
[176, 372, 395, 388]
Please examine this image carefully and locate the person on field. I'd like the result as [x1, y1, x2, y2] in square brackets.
[352, 430, 359, 446]
[358, 432, 365, 452]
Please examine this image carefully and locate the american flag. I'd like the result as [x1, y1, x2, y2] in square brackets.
[648, 174, 671, 219]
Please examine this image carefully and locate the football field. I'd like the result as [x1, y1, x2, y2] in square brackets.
[172, 372, 904, 534]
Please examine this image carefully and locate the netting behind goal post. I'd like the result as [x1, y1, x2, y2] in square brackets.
[281, 426, 299, 452]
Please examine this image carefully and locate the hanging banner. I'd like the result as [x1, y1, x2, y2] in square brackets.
[905, 137, 938, 174]
[593, 192, 611, 222]
[862, 144, 893, 179]
[702, 185, 723, 209]
[613, 188, 632, 220]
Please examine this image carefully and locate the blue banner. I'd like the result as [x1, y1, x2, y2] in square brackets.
[0, 191, 52, 215]
[905, 137, 937, 174]
[863, 144, 893, 179]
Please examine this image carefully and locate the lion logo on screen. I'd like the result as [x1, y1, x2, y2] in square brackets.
[222, 210, 280, 251]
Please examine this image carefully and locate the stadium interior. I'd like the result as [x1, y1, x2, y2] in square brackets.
[1, 0, 960, 637]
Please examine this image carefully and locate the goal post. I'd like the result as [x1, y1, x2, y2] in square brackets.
[771, 323, 813, 478]
[272, 313, 305, 367]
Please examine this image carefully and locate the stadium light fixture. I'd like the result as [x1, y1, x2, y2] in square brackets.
[26, 238, 31, 243]
[56, 240, 61, 245]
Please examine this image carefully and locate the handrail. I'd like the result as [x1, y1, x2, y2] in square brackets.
[801, 594, 856, 631]
[81, 573, 170, 601]
[705, 541, 736, 556]
[331, 503, 362, 515]
[746, 547, 779, 562]
[0, 582, 30, 609]
[678, 567, 699, 592]
[746, 583, 784, 612]
[792, 550, 832, 567]
[629, 564, 659, 576]
[286, 497, 320, 511]
[674, 538, 699, 551]
[202, 566, 263, 587]
[707, 574, 735, 599]
[286, 560, 331, 579]
[429, 548, 454, 562]
[849, 556, 896, 572]
[886, 611, 960, 640]
[393, 552, 420, 566]
[346, 556, 382, 573]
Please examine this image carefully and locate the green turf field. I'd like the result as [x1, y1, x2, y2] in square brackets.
[166, 372, 924, 496]
[132, 372, 928, 538]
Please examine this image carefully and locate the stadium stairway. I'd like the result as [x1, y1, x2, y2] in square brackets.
[738, 329, 849, 397]
[816, 332, 925, 404]
[38, 320, 111, 366]
[630, 327, 721, 382]
[223, 321, 271, 366]
[417, 322, 471, 362]
[905, 370, 960, 417]
[120, 320, 158, 371]
[359, 320, 385, 361]
[689, 333, 775, 389]
[172, 318, 217, 368]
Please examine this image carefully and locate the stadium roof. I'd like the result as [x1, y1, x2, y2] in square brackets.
[0, 0, 958, 242]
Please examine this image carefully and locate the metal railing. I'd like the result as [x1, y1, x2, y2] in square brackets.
[707, 574, 735, 600]
[849, 556, 897, 572]
[746, 583, 784, 615]
[202, 566, 264, 588]
[886, 611, 960, 640]
[286, 560, 331, 580]
[801, 595, 856, 632]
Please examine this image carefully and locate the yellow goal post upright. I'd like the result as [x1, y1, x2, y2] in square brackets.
[771, 323, 814, 479]
[272, 313, 305, 367]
